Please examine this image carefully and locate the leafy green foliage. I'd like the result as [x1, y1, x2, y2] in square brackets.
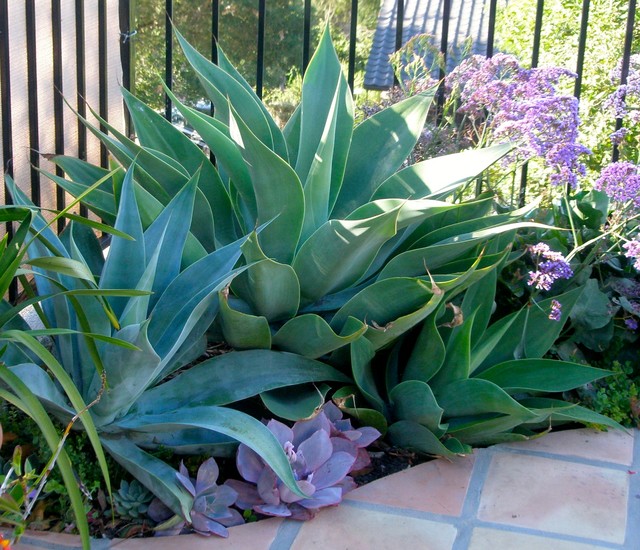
[51, 26, 533, 426]
[4, 165, 349, 522]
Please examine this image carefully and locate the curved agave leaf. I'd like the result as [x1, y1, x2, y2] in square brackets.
[114, 405, 309, 499]
[232, 233, 300, 321]
[436, 378, 538, 419]
[332, 90, 436, 218]
[228, 104, 304, 264]
[88, 323, 160, 424]
[272, 314, 367, 358]
[389, 381, 447, 436]
[100, 165, 145, 319]
[348, 330, 386, 414]
[215, 43, 289, 159]
[164, 89, 257, 224]
[174, 28, 285, 157]
[261, 383, 331, 421]
[429, 309, 476, 389]
[402, 309, 446, 383]
[474, 287, 585, 371]
[142, 169, 199, 308]
[520, 397, 625, 431]
[296, 26, 353, 222]
[217, 290, 272, 350]
[101, 437, 194, 519]
[387, 420, 465, 457]
[293, 206, 401, 305]
[372, 143, 514, 200]
[127, 349, 350, 417]
[475, 359, 612, 394]
[330, 277, 445, 351]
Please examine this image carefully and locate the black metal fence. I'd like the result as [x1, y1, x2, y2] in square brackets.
[1, 0, 638, 301]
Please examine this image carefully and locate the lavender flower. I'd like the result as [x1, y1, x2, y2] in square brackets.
[623, 239, 640, 271]
[594, 162, 640, 209]
[604, 54, 640, 125]
[445, 54, 590, 188]
[548, 300, 563, 322]
[625, 317, 639, 330]
[527, 243, 574, 291]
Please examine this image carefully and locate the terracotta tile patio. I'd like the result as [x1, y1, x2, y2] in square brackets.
[14, 427, 640, 549]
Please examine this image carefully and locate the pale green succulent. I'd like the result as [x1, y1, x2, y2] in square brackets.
[114, 479, 154, 519]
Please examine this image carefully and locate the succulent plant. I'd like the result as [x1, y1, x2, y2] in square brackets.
[113, 479, 154, 519]
[50, 25, 529, 423]
[148, 458, 243, 538]
[5, 167, 347, 522]
[176, 458, 244, 537]
[227, 406, 376, 520]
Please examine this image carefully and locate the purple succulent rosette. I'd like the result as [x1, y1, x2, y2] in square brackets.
[176, 458, 244, 537]
[227, 404, 380, 520]
[150, 458, 243, 538]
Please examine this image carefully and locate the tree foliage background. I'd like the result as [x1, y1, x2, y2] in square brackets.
[131, 0, 379, 115]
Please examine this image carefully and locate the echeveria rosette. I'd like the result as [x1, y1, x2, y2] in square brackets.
[294, 402, 381, 472]
[227, 409, 368, 520]
[156, 458, 244, 538]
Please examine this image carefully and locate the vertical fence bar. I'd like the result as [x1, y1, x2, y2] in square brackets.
[26, 0, 41, 207]
[530, 0, 544, 68]
[256, 0, 266, 99]
[52, 0, 66, 232]
[348, 0, 359, 91]
[119, 0, 134, 138]
[613, 0, 637, 162]
[393, 0, 404, 85]
[164, 0, 173, 121]
[98, 0, 108, 167]
[211, 0, 219, 66]
[486, 0, 498, 57]
[437, 0, 452, 115]
[518, 0, 545, 206]
[573, 0, 590, 100]
[302, 0, 312, 74]
[0, 0, 17, 301]
[76, 0, 88, 217]
[0, 0, 12, 181]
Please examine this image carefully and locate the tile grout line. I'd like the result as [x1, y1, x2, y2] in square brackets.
[623, 430, 640, 549]
[495, 442, 636, 471]
[451, 446, 494, 550]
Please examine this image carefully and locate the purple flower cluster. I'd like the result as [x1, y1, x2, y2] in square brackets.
[527, 243, 574, 291]
[594, 162, 640, 210]
[604, 54, 640, 126]
[623, 239, 640, 271]
[548, 299, 563, 322]
[625, 317, 639, 331]
[445, 54, 590, 188]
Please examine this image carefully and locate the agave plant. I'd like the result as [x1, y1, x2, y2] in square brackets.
[48, 26, 543, 420]
[3, 168, 349, 521]
[339, 250, 624, 457]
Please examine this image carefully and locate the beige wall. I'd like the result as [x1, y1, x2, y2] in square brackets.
[0, 0, 124, 216]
